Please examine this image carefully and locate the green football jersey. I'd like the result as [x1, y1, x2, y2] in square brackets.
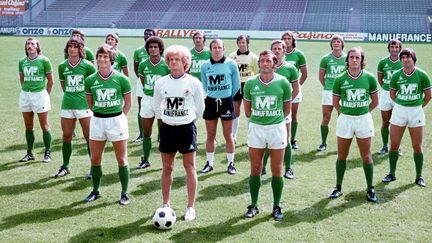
[284, 48, 306, 71]
[133, 46, 149, 64]
[243, 73, 291, 125]
[113, 50, 128, 73]
[190, 47, 211, 81]
[138, 58, 169, 96]
[390, 68, 431, 107]
[320, 52, 347, 90]
[19, 55, 53, 92]
[377, 57, 402, 91]
[59, 58, 96, 109]
[84, 70, 132, 114]
[64, 46, 95, 62]
[333, 70, 378, 116]
[275, 61, 299, 84]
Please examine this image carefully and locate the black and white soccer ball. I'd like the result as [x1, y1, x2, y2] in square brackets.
[152, 207, 176, 230]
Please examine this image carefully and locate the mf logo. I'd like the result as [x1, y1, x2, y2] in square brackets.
[67, 75, 83, 86]
[145, 75, 161, 86]
[209, 74, 225, 85]
[23, 66, 38, 76]
[400, 83, 418, 94]
[330, 65, 345, 74]
[238, 64, 248, 72]
[255, 96, 277, 110]
[96, 88, 117, 101]
[191, 60, 205, 70]
[166, 97, 185, 110]
[347, 89, 367, 101]
[385, 70, 396, 79]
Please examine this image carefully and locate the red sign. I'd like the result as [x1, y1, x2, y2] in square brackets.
[0, 0, 26, 16]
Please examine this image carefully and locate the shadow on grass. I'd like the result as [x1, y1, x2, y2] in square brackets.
[275, 182, 415, 226]
[62, 168, 161, 192]
[0, 176, 83, 196]
[0, 139, 63, 153]
[344, 153, 389, 171]
[170, 215, 272, 242]
[295, 149, 338, 163]
[196, 177, 271, 202]
[0, 160, 40, 173]
[68, 216, 153, 243]
[131, 175, 186, 197]
[0, 201, 111, 232]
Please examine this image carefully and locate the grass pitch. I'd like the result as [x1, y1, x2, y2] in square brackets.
[0, 36, 431, 242]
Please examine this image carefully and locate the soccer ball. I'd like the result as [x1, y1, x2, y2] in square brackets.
[152, 207, 176, 230]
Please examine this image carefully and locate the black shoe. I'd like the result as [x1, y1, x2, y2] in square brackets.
[19, 153, 35, 162]
[398, 149, 403, 156]
[43, 150, 51, 163]
[329, 188, 343, 199]
[119, 193, 130, 205]
[227, 162, 236, 175]
[200, 161, 213, 174]
[272, 206, 283, 220]
[136, 157, 151, 169]
[244, 205, 259, 218]
[378, 146, 389, 155]
[317, 144, 327, 152]
[366, 187, 377, 202]
[382, 174, 396, 183]
[291, 140, 299, 150]
[133, 135, 143, 144]
[54, 166, 70, 178]
[284, 168, 294, 179]
[261, 168, 267, 175]
[415, 177, 426, 187]
[84, 191, 101, 203]
[85, 171, 92, 180]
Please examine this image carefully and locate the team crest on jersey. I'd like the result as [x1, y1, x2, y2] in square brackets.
[184, 89, 190, 96]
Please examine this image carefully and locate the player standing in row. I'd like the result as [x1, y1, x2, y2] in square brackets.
[83, 44, 132, 205]
[189, 31, 211, 81]
[243, 50, 291, 220]
[377, 39, 403, 155]
[54, 37, 96, 178]
[228, 35, 259, 143]
[133, 28, 155, 144]
[329, 47, 379, 202]
[262, 40, 299, 179]
[282, 31, 307, 150]
[105, 33, 129, 76]
[383, 48, 431, 186]
[317, 35, 347, 152]
[137, 36, 169, 169]
[66, 29, 95, 63]
[18, 38, 54, 163]
[153, 45, 205, 221]
[200, 39, 241, 175]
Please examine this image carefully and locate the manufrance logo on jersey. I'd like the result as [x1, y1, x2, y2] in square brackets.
[253, 95, 281, 117]
[398, 83, 420, 101]
[164, 97, 188, 117]
[327, 65, 345, 78]
[144, 75, 161, 90]
[343, 88, 368, 108]
[94, 88, 120, 108]
[66, 75, 84, 92]
[23, 66, 43, 81]
[238, 64, 250, 77]
[208, 74, 230, 91]
[190, 60, 206, 73]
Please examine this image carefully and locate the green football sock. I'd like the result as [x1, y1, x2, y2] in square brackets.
[414, 152, 423, 178]
[336, 159, 346, 186]
[249, 175, 261, 207]
[284, 144, 292, 169]
[291, 121, 298, 141]
[91, 165, 102, 192]
[25, 130, 35, 153]
[62, 142, 72, 169]
[119, 165, 130, 195]
[388, 150, 399, 176]
[320, 125, 329, 145]
[42, 130, 52, 151]
[363, 162, 374, 188]
[137, 113, 143, 137]
[262, 149, 269, 170]
[142, 137, 152, 161]
[271, 176, 284, 208]
[381, 127, 389, 147]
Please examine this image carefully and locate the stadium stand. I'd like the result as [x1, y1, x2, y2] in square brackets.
[302, 0, 351, 32]
[75, 0, 136, 27]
